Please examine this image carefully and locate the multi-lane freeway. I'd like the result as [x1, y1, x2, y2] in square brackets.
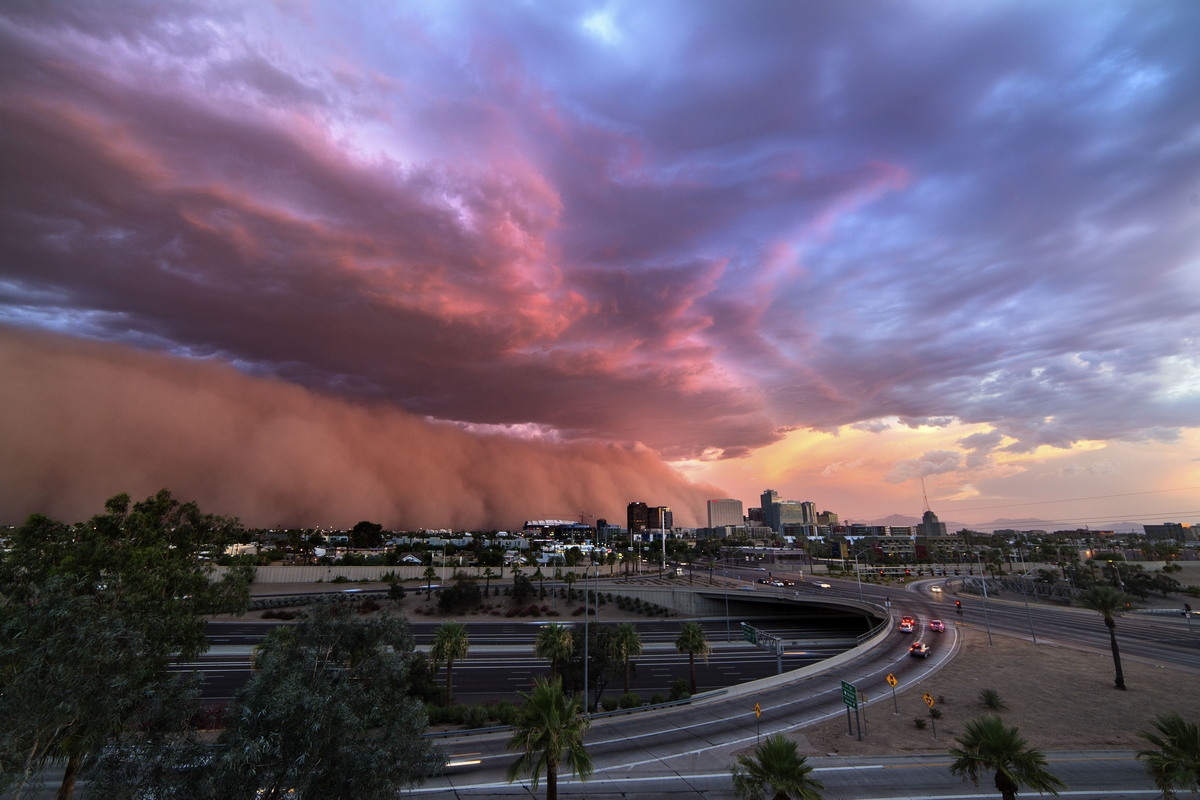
[176, 569, 1199, 799]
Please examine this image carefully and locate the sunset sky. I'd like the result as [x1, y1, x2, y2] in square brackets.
[2, 1, 1198, 531]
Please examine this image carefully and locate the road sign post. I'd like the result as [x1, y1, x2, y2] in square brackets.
[923, 693, 937, 739]
[754, 702, 761, 743]
[886, 673, 899, 715]
[841, 681, 861, 740]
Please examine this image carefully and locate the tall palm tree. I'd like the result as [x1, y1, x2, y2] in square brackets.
[1078, 585, 1130, 690]
[949, 715, 1066, 800]
[423, 565, 437, 598]
[430, 621, 469, 705]
[675, 621, 711, 694]
[506, 677, 593, 800]
[730, 733, 824, 800]
[1137, 712, 1200, 799]
[612, 623, 642, 695]
[533, 567, 546, 598]
[535, 623, 575, 681]
[482, 567, 496, 596]
[563, 572, 577, 601]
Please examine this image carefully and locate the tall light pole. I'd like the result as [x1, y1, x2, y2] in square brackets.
[852, 546, 872, 603]
[976, 553, 995, 646]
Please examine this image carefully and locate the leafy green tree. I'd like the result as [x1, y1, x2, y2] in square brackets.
[949, 715, 1066, 800]
[506, 677, 593, 800]
[1078, 585, 1131, 690]
[437, 575, 481, 614]
[431, 621, 470, 705]
[612, 623, 642, 694]
[350, 520, 384, 548]
[675, 621, 711, 694]
[536, 623, 575, 681]
[1137, 712, 1200, 799]
[512, 573, 535, 605]
[209, 600, 442, 799]
[730, 733, 824, 800]
[0, 490, 251, 800]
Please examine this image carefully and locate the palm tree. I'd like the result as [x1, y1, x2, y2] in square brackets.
[730, 733, 824, 800]
[535, 623, 575, 681]
[675, 621, 711, 695]
[1078, 585, 1130, 690]
[430, 621, 469, 705]
[533, 567, 546, 597]
[563, 572, 577, 601]
[506, 677, 593, 800]
[483, 566, 497, 596]
[423, 565, 437, 598]
[949, 715, 1066, 800]
[612, 622, 642, 695]
[1137, 712, 1200, 799]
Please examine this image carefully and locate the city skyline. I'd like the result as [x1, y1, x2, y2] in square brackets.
[2, 2, 1199, 530]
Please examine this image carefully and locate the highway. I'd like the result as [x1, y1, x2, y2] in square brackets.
[181, 569, 1200, 799]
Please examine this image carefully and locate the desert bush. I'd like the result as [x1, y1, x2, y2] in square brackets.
[462, 704, 489, 729]
[914, 717, 927, 729]
[618, 692, 642, 709]
[979, 688, 1006, 710]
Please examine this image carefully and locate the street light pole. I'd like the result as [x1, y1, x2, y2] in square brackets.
[977, 554, 995, 646]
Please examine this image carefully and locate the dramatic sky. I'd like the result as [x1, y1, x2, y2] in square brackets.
[2, 1, 1199, 530]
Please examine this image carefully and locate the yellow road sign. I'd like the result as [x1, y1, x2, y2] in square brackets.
[754, 702, 761, 718]
[923, 692, 935, 708]
[886, 673, 898, 687]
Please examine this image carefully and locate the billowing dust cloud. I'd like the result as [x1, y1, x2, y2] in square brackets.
[0, 328, 722, 529]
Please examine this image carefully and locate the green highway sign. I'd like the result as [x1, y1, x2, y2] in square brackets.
[841, 680, 858, 710]
[741, 622, 757, 645]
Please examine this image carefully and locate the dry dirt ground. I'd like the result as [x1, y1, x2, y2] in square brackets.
[797, 624, 1200, 756]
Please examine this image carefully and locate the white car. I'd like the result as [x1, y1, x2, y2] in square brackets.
[930, 585, 942, 593]
[815, 582, 832, 589]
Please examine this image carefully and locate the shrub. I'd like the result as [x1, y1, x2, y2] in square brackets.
[618, 692, 642, 709]
[914, 717, 927, 729]
[463, 704, 489, 729]
[979, 688, 1006, 710]
[650, 693, 666, 705]
[492, 700, 518, 726]
[669, 679, 691, 701]
[358, 598, 381, 614]
[930, 707, 942, 719]
[601, 697, 619, 712]
[330, 575, 351, 583]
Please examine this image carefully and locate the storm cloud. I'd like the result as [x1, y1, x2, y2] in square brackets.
[2, 1, 1198, 524]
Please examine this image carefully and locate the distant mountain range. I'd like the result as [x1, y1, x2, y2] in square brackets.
[862, 513, 1152, 534]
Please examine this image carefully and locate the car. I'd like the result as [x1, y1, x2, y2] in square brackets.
[929, 619, 945, 632]
[756, 578, 771, 584]
[815, 582, 831, 589]
[898, 620, 914, 633]
[781, 579, 796, 586]
[909, 641, 931, 658]
[930, 585, 942, 593]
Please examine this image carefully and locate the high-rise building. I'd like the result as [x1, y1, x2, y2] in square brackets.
[707, 499, 744, 528]
[921, 509, 947, 537]
[648, 506, 673, 531]
[627, 502, 649, 533]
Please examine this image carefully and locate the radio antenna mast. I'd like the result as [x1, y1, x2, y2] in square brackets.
[921, 477, 931, 513]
